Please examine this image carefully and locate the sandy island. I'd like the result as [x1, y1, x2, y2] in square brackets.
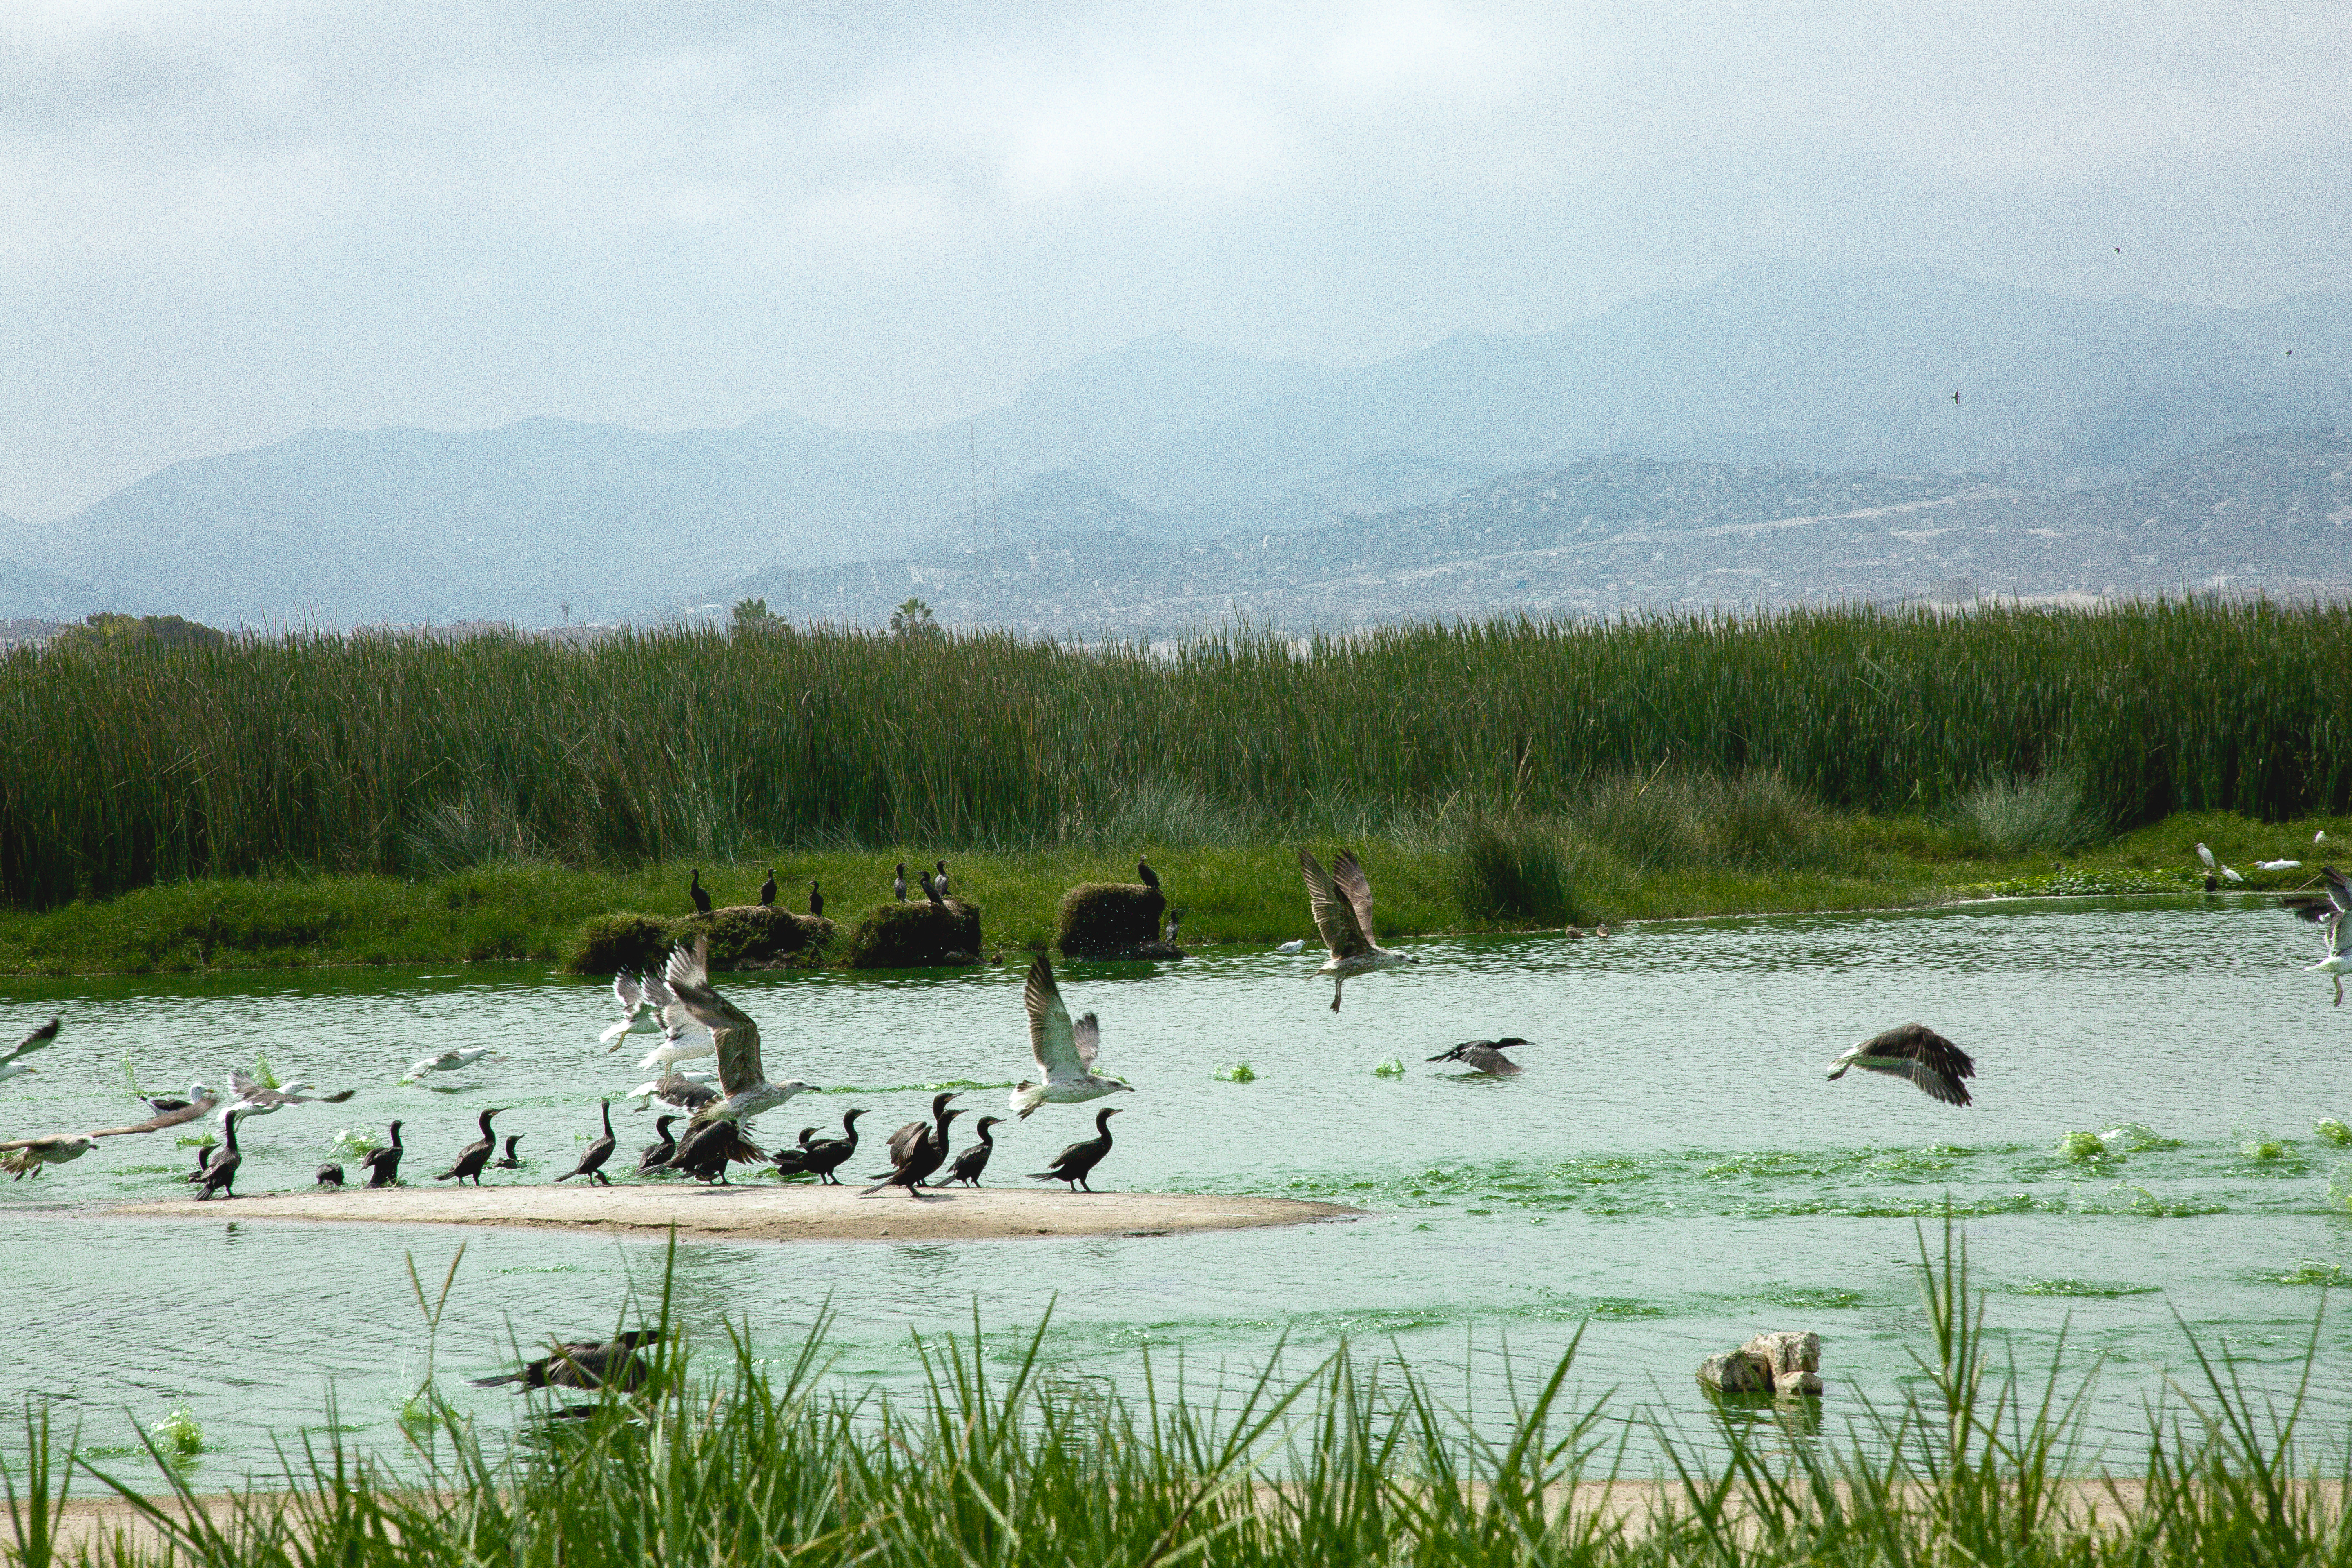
[105, 1183, 1361, 1243]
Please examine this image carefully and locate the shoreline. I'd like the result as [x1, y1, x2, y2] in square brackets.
[103, 1183, 1363, 1244]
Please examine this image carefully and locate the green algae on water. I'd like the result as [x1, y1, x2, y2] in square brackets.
[1214, 1061, 1256, 1082]
[1372, 1057, 1405, 1078]
[2315, 1118, 2352, 1147]
[2056, 1130, 2111, 1162]
[151, 1404, 204, 1459]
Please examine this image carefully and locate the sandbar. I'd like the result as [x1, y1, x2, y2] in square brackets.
[105, 1182, 1360, 1244]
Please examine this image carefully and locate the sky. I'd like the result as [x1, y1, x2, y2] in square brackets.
[4, 1, 2349, 522]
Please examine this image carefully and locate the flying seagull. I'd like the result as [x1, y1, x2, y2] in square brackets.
[2300, 866, 2352, 1004]
[227, 1071, 356, 1116]
[598, 972, 667, 1049]
[0, 1134, 97, 1178]
[0, 1017, 60, 1085]
[662, 936, 815, 1136]
[1009, 954, 1135, 1119]
[1826, 1024, 1976, 1106]
[1427, 1038, 1529, 1076]
[1299, 848, 1419, 1011]
[624, 1069, 718, 1115]
[405, 1047, 501, 1081]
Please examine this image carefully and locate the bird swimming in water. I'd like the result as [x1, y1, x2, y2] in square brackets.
[359, 1120, 404, 1187]
[0, 1134, 97, 1179]
[1427, 1038, 1530, 1076]
[405, 1047, 500, 1082]
[636, 1115, 679, 1175]
[1299, 848, 1419, 1011]
[1275, 939, 1305, 955]
[808, 880, 823, 917]
[491, 1134, 525, 1170]
[863, 1093, 960, 1198]
[317, 1162, 345, 1187]
[555, 1102, 616, 1183]
[758, 869, 777, 907]
[471, 1329, 664, 1391]
[944, 1116, 1003, 1186]
[1028, 1107, 1121, 1192]
[2298, 865, 2352, 1004]
[775, 1108, 864, 1183]
[690, 868, 713, 914]
[934, 860, 951, 898]
[1138, 859, 1159, 891]
[435, 1107, 506, 1185]
[893, 862, 908, 902]
[0, 1017, 60, 1085]
[188, 1109, 244, 1200]
[1826, 1024, 1976, 1106]
[1009, 954, 1135, 1119]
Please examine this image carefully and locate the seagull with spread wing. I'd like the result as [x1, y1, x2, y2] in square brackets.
[227, 1072, 356, 1116]
[1009, 954, 1134, 1119]
[1826, 1024, 1976, 1106]
[1299, 849, 1419, 1011]
[0, 1017, 60, 1085]
[659, 939, 814, 1167]
[2299, 865, 2352, 1004]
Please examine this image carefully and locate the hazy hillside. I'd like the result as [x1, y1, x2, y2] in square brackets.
[16, 265, 2352, 629]
[713, 430, 2352, 635]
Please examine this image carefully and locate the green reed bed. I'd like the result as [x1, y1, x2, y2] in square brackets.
[7, 1223, 2347, 1567]
[6, 599, 2352, 912]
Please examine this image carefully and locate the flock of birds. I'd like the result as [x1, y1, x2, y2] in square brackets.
[6, 846, 2351, 1196]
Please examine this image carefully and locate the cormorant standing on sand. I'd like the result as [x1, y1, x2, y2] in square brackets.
[492, 1134, 525, 1169]
[1427, 1038, 1528, 1076]
[555, 1102, 616, 1184]
[808, 880, 824, 917]
[775, 1108, 863, 1183]
[689, 869, 712, 915]
[758, 869, 777, 907]
[664, 1118, 764, 1183]
[471, 1330, 664, 1391]
[1029, 1107, 1121, 1192]
[436, 1108, 505, 1185]
[317, 1162, 345, 1187]
[359, 1121, 404, 1187]
[189, 1110, 243, 1200]
[893, 862, 909, 902]
[1138, 859, 1159, 891]
[862, 1093, 960, 1197]
[944, 1116, 1003, 1187]
[636, 1116, 679, 1176]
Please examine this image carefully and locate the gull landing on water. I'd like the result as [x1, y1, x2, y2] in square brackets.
[1009, 954, 1135, 1120]
[2299, 866, 2352, 1004]
[1826, 1024, 1976, 1106]
[1299, 848, 1418, 1011]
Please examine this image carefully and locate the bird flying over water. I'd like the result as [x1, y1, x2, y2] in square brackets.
[663, 939, 814, 1127]
[1427, 1038, 1529, 1076]
[1010, 954, 1135, 1119]
[0, 1017, 60, 1085]
[2300, 866, 2352, 1004]
[1826, 1024, 1976, 1106]
[599, 972, 667, 1048]
[0, 1134, 96, 1179]
[1299, 848, 1418, 1011]
[406, 1047, 500, 1081]
[626, 1069, 718, 1115]
[1028, 1107, 1121, 1192]
[227, 1072, 356, 1116]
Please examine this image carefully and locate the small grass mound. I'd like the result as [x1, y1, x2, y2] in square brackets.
[1949, 770, 2105, 854]
[568, 913, 676, 976]
[844, 900, 984, 969]
[1055, 882, 1165, 956]
[1455, 816, 1583, 925]
[683, 904, 833, 969]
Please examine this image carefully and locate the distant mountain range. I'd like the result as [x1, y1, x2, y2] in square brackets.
[715, 430, 2352, 635]
[8, 262, 2350, 630]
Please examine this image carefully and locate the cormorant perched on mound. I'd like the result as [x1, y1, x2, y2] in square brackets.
[808, 880, 824, 917]
[944, 1117, 1003, 1187]
[1427, 1038, 1529, 1076]
[471, 1329, 664, 1391]
[359, 1120, 404, 1187]
[492, 1134, 525, 1170]
[862, 1094, 960, 1198]
[775, 1108, 863, 1183]
[1826, 1025, 1976, 1106]
[893, 862, 908, 901]
[189, 1110, 243, 1200]
[1028, 1107, 1121, 1192]
[920, 869, 947, 909]
[436, 1108, 505, 1185]
[636, 1116, 679, 1176]
[317, 1162, 345, 1187]
[555, 1102, 616, 1184]
[934, 860, 951, 898]
[1299, 848, 1419, 1011]
[1137, 859, 1159, 891]
[758, 869, 777, 907]
[689, 869, 712, 914]
[1009, 953, 1135, 1119]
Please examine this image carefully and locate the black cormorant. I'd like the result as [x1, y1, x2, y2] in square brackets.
[934, 860, 951, 898]
[862, 1093, 960, 1197]
[1028, 1107, 1120, 1192]
[893, 862, 908, 901]
[555, 1102, 616, 1184]
[492, 1134, 525, 1170]
[944, 1116, 1003, 1186]
[808, 880, 824, 917]
[317, 1162, 345, 1187]
[190, 1110, 243, 1200]
[758, 869, 777, 907]
[1426, 1038, 1528, 1076]
[775, 1108, 863, 1183]
[359, 1120, 404, 1187]
[636, 1115, 679, 1176]
[690, 869, 712, 914]
[1138, 859, 1159, 891]
[470, 1329, 665, 1391]
[435, 1108, 505, 1185]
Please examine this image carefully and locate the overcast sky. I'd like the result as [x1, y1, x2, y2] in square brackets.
[4, 1, 2348, 520]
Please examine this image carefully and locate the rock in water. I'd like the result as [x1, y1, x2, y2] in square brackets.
[1696, 1350, 1773, 1394]
[1742, 1330, 1824, 1397]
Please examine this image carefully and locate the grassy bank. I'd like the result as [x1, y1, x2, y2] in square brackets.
[7, 599, 2352, 911]
[9, 1226, 2346, 1566]
[0, 808, 2339, 976]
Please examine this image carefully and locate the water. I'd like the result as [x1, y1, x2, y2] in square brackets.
[4, 895, 2350, 1483]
